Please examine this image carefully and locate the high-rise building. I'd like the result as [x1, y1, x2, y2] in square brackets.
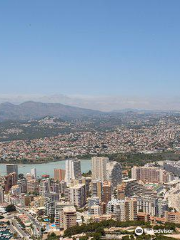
[45, 199, 56, 219]
[4, 173, 17, 193]
[88, 197, 100, 212]
[62, 206, 77, 230]
[79, 177, 91, 197]
[54, 169, 65, 182]
[39, 179, 51, 196]
[6, 164, 18, 176]
[106, 161, 122, 188]
[33, 196, 45, 208]
[164, 161, 180, 177]
[91, 180, 103, 201]
[157, 199, 168, 217]
[117, 183, 126, 200]
[131, 166, 173, 184]
[27, 179, 39, 194]
[102, 181, 112, 204]
[92, 157, 109, 181]
[122, 179, 154, 197]
[107, 199, 125, 221]
[17, 178, 27, 193]
[69, 184, 86, 208]
[0, 187, 4, 203]
[137, 196, 158, 216]
[11, 185, 21, 196]
[31, 168, 37, 179]
[90, 205, 101, 216]
[59, 181, 67, 195]
[65, 159, 81, 185]
[125, 198, 137, 221]
[50, 180, 60, 194]
[107, 198, 137, 221]
[55, 201, 73, 229]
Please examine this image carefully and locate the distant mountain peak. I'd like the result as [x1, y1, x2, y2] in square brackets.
[0, 101, 101, 122]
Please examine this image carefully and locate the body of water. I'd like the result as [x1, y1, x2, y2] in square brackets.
[0, 159, 91, 177]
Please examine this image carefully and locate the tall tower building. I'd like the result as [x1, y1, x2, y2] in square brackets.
[17, 178, 27, 193]
[69, 184, 86, 208]
[55, 201, 73, 229]
[106, 161, 122, 188]
[125, 198, 137, 221]
[102, 181, 112, 204]
[4, 173, 17, 193]
[107, 199, 126, 221]
[91, 180, 103, 201]
[92, 157, 109, 181]
[31, 168, 37, 179]
[27, 179, 39, 194]
[65, 159, 81, 185]
[107, 198, 137, 221]
[54, 169, 65, 182]
[39, 179, 51, 196]
[6, 164, 18, 176]
[62, 206, 77, 230]
[0, 187, 4, 203]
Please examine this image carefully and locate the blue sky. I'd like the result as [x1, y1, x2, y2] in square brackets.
[0, 1, 180, 97]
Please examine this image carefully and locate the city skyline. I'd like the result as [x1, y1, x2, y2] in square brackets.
[1, 1, 180, 239]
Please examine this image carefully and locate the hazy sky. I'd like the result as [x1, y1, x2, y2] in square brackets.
[0, 1, 180, 97]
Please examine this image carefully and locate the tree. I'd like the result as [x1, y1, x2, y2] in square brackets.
[50, 216, 54, 223]
[18, 173, 24, 179]
[6, 204, 16, 212]
[47, 232, 59, 240]
[81, 216, 85, 224]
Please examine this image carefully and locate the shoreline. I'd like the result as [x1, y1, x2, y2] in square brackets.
[0, 157, 91, 165]
[0, 159, 92, 177]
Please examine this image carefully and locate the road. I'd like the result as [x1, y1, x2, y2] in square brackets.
[16, 206, 43, 237]
[11, 219, 30, 240]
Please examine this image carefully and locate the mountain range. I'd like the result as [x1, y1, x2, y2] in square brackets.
[0, 94, 180, 112]
[0, 101, 101, 121]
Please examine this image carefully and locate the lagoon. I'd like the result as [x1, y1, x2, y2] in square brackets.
[0, 159, 91, 177]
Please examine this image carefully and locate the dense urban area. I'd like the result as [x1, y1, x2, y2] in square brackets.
[0, 112, 180, 163]
[1, 112, 180, 239]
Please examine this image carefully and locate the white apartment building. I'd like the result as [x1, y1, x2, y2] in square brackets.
[0, 187, 4, 204]
[107, 198, 137, 221]
[65, 159, 81, 185]
[69, 183, 86, 208]
[92, 157, 109, 181]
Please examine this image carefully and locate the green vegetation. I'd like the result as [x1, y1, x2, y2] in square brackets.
[5, 204, 16, 212]
[105, 152, 180, 167]
[82, 170, 92, 177]
[153, 222, 179, 231]
[64, 220, 150, 238]
[46, 232, 60, 240]
[1, 151, 180, 165]
[122, 235, 178, 240]
[64, 220, 180, 240]
[80, 152, 180, 168]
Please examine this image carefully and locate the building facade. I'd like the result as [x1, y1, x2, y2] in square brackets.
[92, 157, 109, 181]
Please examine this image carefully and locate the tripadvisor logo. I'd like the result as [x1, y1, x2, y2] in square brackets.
[135, 227, 143, 236]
